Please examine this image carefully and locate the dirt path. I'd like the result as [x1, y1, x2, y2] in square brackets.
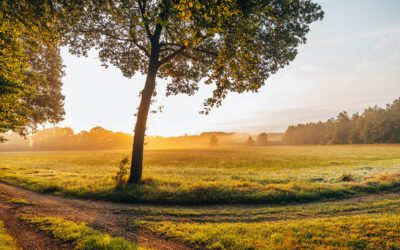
[1, 181, 399, 250]
[0, 182, 191, 250]
[0, 202, 72, 250]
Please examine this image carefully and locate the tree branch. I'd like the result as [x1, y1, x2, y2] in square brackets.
[128, 21, 151, 57]
[136, 0, 153, 38]
[159, 46, 185, 65]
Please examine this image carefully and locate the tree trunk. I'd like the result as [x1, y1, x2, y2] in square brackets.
[128, 48, 159, 184]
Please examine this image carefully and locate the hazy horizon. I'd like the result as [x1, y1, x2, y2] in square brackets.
[56, 0, 400, 136]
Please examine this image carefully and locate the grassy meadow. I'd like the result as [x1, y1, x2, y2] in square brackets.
[141, 212, 400, 249]
[0, 145, 399, 205]
[1, 145, 400, 249]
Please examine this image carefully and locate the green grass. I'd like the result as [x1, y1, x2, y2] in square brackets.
[2, 145, 400, 249]
[0, 145, 400, 204]
[121, 194, 400, 222]
[7, 197, 33, 206]
[136, 194, 400, 249]
[23, 216, 136, 250]
[0, 220, 18, 250]
[142, 214, 400, 250]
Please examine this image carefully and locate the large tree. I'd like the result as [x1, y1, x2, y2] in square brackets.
[0, 0, 65, 141]
[63, 0, 323, 184]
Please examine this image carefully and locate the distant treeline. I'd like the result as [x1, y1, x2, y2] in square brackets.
[0, 127, 132, 151]
[283, 98, 400, 145]
[0, 127, 283, 151]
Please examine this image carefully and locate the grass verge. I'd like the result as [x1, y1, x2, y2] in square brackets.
[23, 216, 136, 250]
[0, 220, 18, 250]
[142, 214, 400, 250]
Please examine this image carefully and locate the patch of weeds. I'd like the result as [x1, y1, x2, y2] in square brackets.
[8, 197, 33, 206]
[113, 156, 129, 189]
[339, 174, 355, 182]
[0, 220, 18, 250]
[23, 216, 136, 250]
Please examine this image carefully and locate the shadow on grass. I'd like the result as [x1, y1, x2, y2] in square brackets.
[1, 175, 400, 206]
[32, 182, 400, 205]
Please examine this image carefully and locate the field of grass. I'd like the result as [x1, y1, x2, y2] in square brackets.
[142, 214, 400, 250]
[134, 194, 400, 249]
[1, 145, 400, 249]
[0, 220, 17, 250]
[0, 145, 400, 204]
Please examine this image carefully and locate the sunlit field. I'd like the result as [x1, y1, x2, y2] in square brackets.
[137, 194, 400, 249]
[1, 145, 400, 205]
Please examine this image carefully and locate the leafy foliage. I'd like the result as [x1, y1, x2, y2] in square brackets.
[63, 0, 323, 113]
[0, 1, 65, 142]
[113, 156, 130, 188]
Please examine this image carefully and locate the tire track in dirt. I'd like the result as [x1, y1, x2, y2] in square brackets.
[0, 202, 72, 250]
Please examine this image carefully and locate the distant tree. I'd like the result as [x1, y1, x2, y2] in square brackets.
[209, 135, 218, 147]
[257, 132, 268, 146]
[246, 136, 255, 146]
[62, 0, 323, 183]
[0, 1, 65, 142]
[201, 132, 234, 137]
[387, 98, 400, 142]
[349, 113, 362, 144]
[332, 111, 351, 144]
[32, 127, 74, 150]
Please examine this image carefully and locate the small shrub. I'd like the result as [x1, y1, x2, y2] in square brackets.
[41, 185, 62, 194]
[339, 174, 354, 182]
[113, 157, 129, 188]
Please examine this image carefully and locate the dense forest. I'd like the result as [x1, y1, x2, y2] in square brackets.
[283, 97, 400, 145]
[0, 128, 282, 151]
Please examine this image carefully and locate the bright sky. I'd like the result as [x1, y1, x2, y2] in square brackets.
[58, 0, 400, 136]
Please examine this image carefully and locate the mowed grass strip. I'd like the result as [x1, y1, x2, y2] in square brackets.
[141, 214, 400, 250]
[23, 216, 136, 250]
[1, 146, 400, 204]
[121, 193, 400, 223]
[0, 220, 18, 250]
[132, 194, 400, 249]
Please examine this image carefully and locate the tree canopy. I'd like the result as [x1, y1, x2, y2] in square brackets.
[64, 0, 323, 112]
[0, 0, 65, 142]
